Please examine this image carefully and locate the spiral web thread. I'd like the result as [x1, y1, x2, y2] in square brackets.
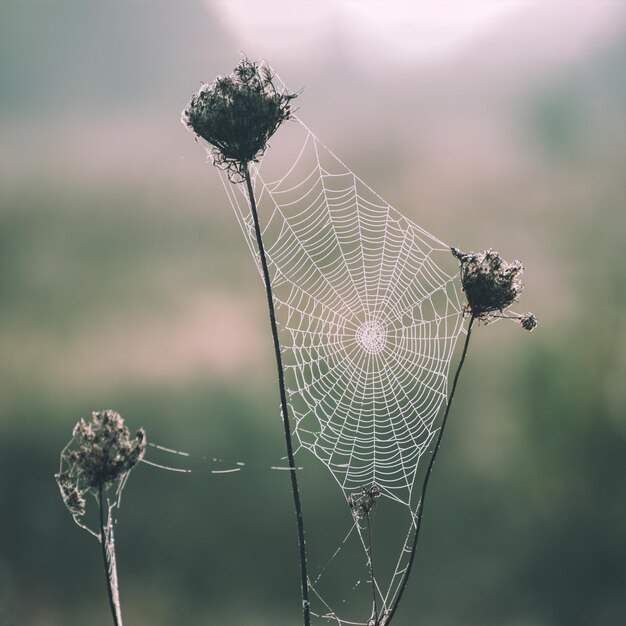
[221, 121, 465, 503]
[218, 72, 466, 624]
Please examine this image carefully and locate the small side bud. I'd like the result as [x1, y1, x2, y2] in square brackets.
[520, 312, 538, 331]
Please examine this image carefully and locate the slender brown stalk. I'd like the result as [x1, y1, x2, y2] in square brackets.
[243, 164, 311, 626]
[383, 315, 476, 625]
[98, 484, 123, 626]
[365, 511, 379, 625]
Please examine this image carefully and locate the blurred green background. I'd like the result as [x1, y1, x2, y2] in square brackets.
[1, 1, 626, 625]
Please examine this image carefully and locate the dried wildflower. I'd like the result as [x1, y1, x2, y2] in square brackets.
[56, 410, 146, 518]
[451, 247, 524, 321]
[348, 484, 381, 519]
[55, 410, 143, 626]
[520, 312, 538, 331]
[68, 410, 146, 489]
[182, 58, 298, 182]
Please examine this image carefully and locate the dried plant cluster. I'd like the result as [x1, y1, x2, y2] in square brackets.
[452, 247, 522, 318]
[182, 59, 298, 181]
[183, 58, 312, 626]
[452, 247, 537, 330]
[56, 410, 146, 517]
[52, 57, 541, 626]
[348, 484, 382, 519]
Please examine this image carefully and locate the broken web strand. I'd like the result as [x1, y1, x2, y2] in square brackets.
[219, 101, 467, 625]
[140, 441, 302, 475]
[308, 508, 408, 625]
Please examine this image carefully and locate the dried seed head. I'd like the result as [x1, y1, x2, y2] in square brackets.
[67, 410, 146, 489]
[182, 58, 298, 182]
[56, 410, 146, 519]
[348, 484, 381, 519]
[452, 247, 524, 321]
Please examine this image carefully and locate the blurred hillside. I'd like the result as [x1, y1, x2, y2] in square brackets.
[1, 2, 625, 625]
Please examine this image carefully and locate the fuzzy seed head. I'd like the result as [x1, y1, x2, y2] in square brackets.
[67, 410, 146, 489]
[56, 410, 146, 519]
[182, 59, 297, 182]
[452, 247, 524, 321]
[348, 484, 381, 519]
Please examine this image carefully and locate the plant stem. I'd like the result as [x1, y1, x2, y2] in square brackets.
[383, 315, 476, 626]
[365, 511, 379, 625]
[98, 484, 123, 626]
[243, 164, 311, 626]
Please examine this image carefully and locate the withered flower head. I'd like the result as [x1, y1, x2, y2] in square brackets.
[67, 409, 146, 489]
[452, 247, 524, 321]
[56, 410, 146, 518]
[348, 484, 381, 519]
[182, 58, 297, 181]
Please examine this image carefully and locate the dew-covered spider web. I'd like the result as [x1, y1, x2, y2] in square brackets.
[214, 73, 467, 624]
[223, 123, 465, 504]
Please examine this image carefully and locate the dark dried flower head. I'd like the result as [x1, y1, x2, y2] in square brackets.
[69, 410, 146, 489]
[348, 484, 381, 519]
[452, 247, 524, 321]
[182, 59, 297, 181]
[59, 409, 146, 498]
[520, 312, 538, 331]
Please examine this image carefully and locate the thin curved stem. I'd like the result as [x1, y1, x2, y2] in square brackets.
[383, 315, 476, 626]
[365, 511, 379, 625]
[243, 164, 311, 626]
[98, 484, 123, 626]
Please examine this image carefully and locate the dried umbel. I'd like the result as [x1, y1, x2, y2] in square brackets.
[451, 248, 538, 330]
[348, 484, 381, 519]
[452, 247, 524, 320]
[182, 59, 297, 181]
[56, 410, 146, 518]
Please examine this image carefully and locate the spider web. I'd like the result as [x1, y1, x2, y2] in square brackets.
[218, 103, 466, 622]
[222, 120, 464, 497]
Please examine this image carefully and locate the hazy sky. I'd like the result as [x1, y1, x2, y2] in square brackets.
[214, 0, 534, 61]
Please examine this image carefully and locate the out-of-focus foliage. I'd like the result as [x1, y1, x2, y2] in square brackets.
[1, 2, 625, 625]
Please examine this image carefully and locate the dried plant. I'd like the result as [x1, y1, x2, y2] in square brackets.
[385, 248, 537, 625]
[183, 58, 311, 626]
[182, 58, 297, 182]
[348, 484, 382, 521]
[56, 410, 145, 626]
[451, 247, 538, 331]
[349, 484, 383, 624]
